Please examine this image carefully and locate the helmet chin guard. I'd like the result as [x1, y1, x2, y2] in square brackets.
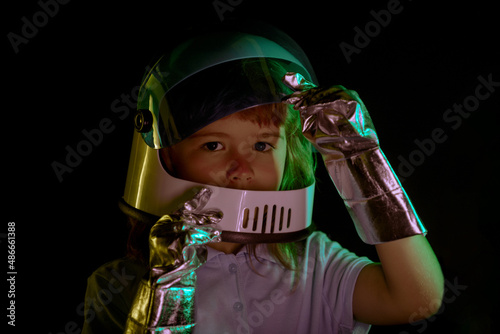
[119, 131, 315, 243]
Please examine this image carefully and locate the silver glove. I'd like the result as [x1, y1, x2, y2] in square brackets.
[283, 72, 426, 244]
[124, 187, 222, 333]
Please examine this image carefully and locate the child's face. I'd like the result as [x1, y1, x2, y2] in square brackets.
[161, 111, 287, 191]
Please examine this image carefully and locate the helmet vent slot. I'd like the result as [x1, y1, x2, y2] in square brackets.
[261, 205, 268, 234]
[287, 208, 292, 229]
[270, 205, 276, 233]
[253, 207, 259, 231]
[242, 208, 249, 229]
[241, 205, 292, 234]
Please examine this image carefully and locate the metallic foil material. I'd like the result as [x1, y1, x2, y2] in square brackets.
[282, 72, 426, 244]
[124, 188, 222, 333]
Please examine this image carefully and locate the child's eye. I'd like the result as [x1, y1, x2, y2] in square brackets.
[254, 142, 274, 152]
[203, 142, 224, 151]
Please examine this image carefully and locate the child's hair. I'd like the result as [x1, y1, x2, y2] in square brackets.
[125, 59, 316, 272]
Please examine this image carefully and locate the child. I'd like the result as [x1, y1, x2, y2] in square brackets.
[82, 22, 443, 333]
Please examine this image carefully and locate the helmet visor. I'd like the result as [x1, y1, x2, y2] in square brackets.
[136, 32, 316, 148]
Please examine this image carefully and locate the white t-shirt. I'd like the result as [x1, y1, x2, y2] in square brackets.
[82, 231, 373, 333]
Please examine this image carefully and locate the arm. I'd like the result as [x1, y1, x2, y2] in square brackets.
[282, 73, 444, 325]
[354, 235, 443, 324]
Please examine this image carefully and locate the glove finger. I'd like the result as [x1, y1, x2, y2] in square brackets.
[298, 86, 354, 107]
[186, 224, 221, 246]
[282, 72, 317, 91]
[281, 72, 317, 108]
[182, 187, 212, 213]
[182, 209, 223, 226]
[282, 80, 352, 110]
[281, 91, 306, 107]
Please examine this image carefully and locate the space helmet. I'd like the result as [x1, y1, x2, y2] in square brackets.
[119, 22, 318, 243]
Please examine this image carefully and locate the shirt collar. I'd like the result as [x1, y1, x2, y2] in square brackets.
[206, 243, 278, 263]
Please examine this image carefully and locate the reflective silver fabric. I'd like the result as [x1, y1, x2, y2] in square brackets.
[283, 72, 426, 244]
[124, 188, 221, 333]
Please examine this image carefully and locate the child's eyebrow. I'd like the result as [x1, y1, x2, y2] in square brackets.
[188, 132, 230, 139]
[189, 130, 284, 140]
[258, 131, 284, 140]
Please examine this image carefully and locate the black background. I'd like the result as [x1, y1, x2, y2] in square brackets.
[4, 0, 499, 333]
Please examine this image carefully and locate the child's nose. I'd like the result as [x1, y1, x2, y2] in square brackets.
[226, 157, 253, 186]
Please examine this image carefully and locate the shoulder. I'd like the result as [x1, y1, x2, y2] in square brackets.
[304, 231, 373, 273]
[303, 232, 373, 332]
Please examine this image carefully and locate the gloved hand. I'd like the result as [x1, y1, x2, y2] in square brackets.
[282, 72, 426, 244]
[124, 187, 222, 333]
